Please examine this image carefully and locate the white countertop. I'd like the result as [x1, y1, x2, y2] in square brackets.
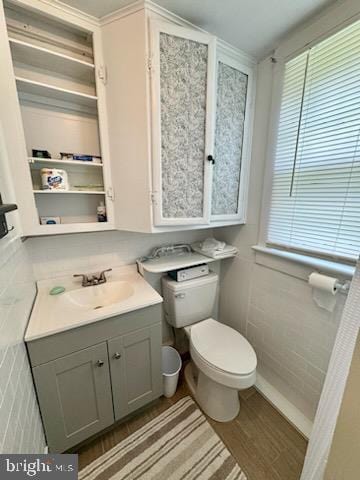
[25, 265, 163, 342]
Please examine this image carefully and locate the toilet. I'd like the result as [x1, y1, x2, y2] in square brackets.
[162, 272, 257, 422]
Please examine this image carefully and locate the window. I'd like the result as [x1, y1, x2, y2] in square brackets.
[267, 20, 360, 262]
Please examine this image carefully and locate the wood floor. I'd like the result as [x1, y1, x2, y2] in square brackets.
[76, 378, 308, 480]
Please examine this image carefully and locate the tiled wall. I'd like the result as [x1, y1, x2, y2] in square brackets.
[26, 228, 215, 345]
[247, 264, 345, 420]
[0, 238, 46, 453]
[0, 66, 46, 452]
[26, 229, 213, 280]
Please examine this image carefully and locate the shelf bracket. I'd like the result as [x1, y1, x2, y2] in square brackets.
[147, 56, 153, 74]
[106, 187, 114, 201]
[150, 191, 157, 206]
[98, 65, 107, 85]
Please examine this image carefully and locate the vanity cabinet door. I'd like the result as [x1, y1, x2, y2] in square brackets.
[211, 53, 254, 223]
[150, 21, 216, 226]
[108, 324, 162, 421]
[32, 342, 114, 453]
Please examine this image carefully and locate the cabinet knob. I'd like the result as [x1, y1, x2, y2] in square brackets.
[113, 352, 122, 360]
[207, 155, 215, 165]
[96, 360, 104, 367]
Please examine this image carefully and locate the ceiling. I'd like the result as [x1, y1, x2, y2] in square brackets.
[59, 0, 337, 59]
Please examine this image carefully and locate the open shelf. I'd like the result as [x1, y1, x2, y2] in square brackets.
[5, 2, 112, 236]
[33, 190, 105, 195]
[32, 222, 114, 236]
[9, 38, 95, 84]
[29, 157, 102, 168]
[15, 76, 98, 109]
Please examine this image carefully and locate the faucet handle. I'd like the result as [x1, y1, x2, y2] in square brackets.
[99, 268, 112, 282]
[73, 274, 89, 287]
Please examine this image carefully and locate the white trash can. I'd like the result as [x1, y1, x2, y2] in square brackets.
[162, 346, 182, 398]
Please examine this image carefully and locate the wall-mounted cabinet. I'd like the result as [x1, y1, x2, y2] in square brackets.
[102, 6, 256, 233]
[1, 0, 114, 236]
[1, 0, 255, 236]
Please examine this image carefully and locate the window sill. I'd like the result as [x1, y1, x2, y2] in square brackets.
[252, 245, 355, 280]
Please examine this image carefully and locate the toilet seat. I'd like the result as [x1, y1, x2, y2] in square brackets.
[189, 318, 257, 389]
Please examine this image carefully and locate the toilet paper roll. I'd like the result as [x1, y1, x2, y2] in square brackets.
[308, 272, 338, 294]
[308, 272, 338, 312]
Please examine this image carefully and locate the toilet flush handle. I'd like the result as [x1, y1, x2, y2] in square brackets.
[175, 293, 185, 299]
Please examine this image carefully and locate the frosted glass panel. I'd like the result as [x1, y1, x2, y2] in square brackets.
[212, 62, 248, 215]
[160, 32, 208, 218]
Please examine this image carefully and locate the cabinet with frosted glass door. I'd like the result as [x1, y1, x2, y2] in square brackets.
[211, 50, 255, 224]
[150, 21, 217, 226]
[102, 6, 256, 232]
[150, 22, 255, 227]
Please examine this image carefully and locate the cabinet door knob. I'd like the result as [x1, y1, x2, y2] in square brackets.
[96, 360, 104, 367]
[207, 155, 215, 164]
[113, 352, 122, 360]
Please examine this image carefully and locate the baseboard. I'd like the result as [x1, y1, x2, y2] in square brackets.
[255, 373, 313, 439]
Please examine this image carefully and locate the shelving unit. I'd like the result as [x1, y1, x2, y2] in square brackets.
[28, 157, 102, 168]
[4, 0, 113, 235]
[33, 190, 105, 195]
[29, 222, 114, 236]
[15, 76, 98, 109]
[9, 38, 95, 83]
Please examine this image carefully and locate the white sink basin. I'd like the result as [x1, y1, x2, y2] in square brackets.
[25, 265, 163, 341]
[61, 281, 134, 310]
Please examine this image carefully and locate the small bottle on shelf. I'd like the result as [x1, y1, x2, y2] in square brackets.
[97, 201, 107, 222]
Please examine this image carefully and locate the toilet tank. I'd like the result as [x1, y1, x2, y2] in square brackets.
[162, 273, 218, 328]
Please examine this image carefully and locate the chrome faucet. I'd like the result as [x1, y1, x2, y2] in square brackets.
[73, 268, 112, 287]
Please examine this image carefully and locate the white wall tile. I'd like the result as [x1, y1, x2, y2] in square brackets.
[26, 228, 215, 346]
[0, 239, 45, 453]
[26, 229, 213, 281]
[248, 263, 344, 419]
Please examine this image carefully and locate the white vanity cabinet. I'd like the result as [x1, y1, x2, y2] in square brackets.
[0, 0, 114, 236]
[102, 5, 256, 233]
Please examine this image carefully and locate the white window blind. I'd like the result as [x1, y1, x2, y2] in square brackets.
[267, 20, 360, 262]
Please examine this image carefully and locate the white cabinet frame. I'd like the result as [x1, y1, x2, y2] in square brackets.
[1, 0, 114, 236]
[210, 50, 256, 224]
[150, 20, 217, 226]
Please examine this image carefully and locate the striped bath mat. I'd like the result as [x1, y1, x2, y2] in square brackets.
[79, 396, 247, 480]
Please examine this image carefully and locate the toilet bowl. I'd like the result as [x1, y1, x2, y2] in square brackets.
[184, 318, 256, 421]
[162, 273, 257, 422]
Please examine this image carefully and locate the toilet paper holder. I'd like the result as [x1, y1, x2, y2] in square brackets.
[335, 280, 351, 293]
[308, 271, 350, 294]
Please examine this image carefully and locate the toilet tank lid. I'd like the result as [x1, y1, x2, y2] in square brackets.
[162, 272, 218, 292]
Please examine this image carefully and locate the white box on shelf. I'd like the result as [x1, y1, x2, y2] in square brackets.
[40, 216, 61, 225]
